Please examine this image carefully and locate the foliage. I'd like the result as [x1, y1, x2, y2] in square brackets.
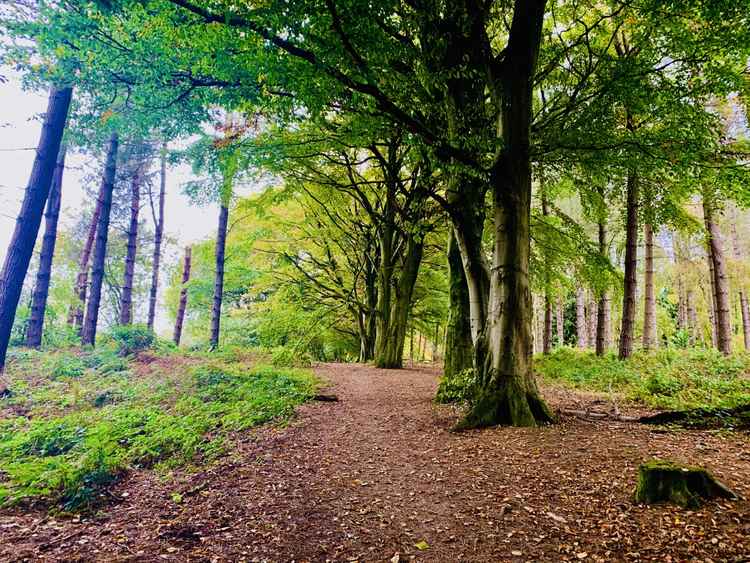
[535, 348, 750, 410]
[435, 368, 476, 404]
[105, 324, 155, 356]
[0, 350, 317, 510]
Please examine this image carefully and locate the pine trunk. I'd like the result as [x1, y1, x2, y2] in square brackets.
[25, 144, 66, 348]
[642, 222, 656, 350]
[618, 168, 639, 359]
[443, 231, 473, 378]
[210, 204, 229, 350]
[69, 183, 104, 330]
[576, 288, 586, 348]
[81, 132, 119, 346]
[703, 195, 732, 355]
[119, 159, 142, 325]
[173, 246, 192, 346]
[0, 87, 72, 372]
[147, 143, 167, 330]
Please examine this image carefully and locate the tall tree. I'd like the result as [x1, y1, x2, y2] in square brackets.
[68, 187, 103, 330]
[729, 207, 750, 350]
[120, 150, 145, 325]
[210, 202, 229, 350]
[82, 132, 119, 346]
[173, 246, 191, 345]
[0, 86, 71, 373]
[703, 191, 732, 355]
[147, 142, 167, 330]
[618, 168, 639, 359]
[443, 232, 473, 380]
[25, 144, 66, 348]
[576, 288, 587, 349]
[642, 222, 656, 350]
[596, 209, 610, 356]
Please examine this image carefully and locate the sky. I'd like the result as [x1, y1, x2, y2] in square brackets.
[0, 68, 224, 333]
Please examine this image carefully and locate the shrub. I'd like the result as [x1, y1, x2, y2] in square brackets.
[107, 324, 155, 356]
[436, 368, 476, 404]
[270, 346, 313, 368]
[47, 353, 86, 379]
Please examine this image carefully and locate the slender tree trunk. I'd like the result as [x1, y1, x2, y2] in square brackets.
[173, 246, 192, 346]
[69, 184, 104, 330]
[147, 143, 167, 330]
[587, 293, 597, 348]
[576, 288, 587, 348]
[618, 168, 639, 359]
[703, 194, 732, 355]
[707, 248, 718, 347]
[25, 144, 66, 348]
[541, 193, 552, 354]
[81, 132, 119, 346]
[642, 222, 656, 350]
[596, 212, 609, 356]
[210, 204, 229, 350]
[677, 275, 686, 331]
[686, 289, 697, 345]
[555, 295, 564, 347]
[0, 87, 72, 373]
[119, 158, 143, 325]
[443, 231, 473, 379]
[729, 207, 750, 350]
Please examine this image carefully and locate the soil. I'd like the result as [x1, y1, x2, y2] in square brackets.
[0, 362, 748, 562]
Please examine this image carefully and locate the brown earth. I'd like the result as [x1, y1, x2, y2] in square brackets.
[0, 362, 748, 562]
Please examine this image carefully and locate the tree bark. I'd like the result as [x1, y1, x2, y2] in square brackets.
[69, 182, 104, 330]
[81, 132, 119, 346]
[173, 246, 192, 346]
[729, 207, 750, 350]
[618, 168, 639, 359]
[555, 295, 564, 347]
[147, 142, 167, 330]
[119, 156, 143, 325]
[596, 213, 609, 356]
[587, 293, 597, 348]
[642, 222, 656, 350]
[707, 247, 718, 348]
[458, 0, 551, 428]
[703, 193, 731, 355]
[443, 231, 473, 378]
[541, 193, 552, 355]
[0, 87, 72, 372]
[686, 289, 697, 345]
[25, 144, 66, 348]
[374, 234, 424, 368]
[576, 288, 587, 348]
[210, 204, 229, 350]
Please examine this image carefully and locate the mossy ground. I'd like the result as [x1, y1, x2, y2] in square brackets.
[0, 344, 318, 510]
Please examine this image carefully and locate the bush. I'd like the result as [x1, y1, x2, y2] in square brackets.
[436, 368, 476, 404]
[107, 324, 155, 356]
[270, 346, 313, 368]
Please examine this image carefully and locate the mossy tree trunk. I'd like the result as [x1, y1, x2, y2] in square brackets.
[635, 460, 737, 508]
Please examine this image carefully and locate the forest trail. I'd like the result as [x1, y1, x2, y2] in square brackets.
[1, 362, 749, 562]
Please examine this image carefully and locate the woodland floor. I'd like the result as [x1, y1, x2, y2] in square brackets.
[0, 362, 748, 562]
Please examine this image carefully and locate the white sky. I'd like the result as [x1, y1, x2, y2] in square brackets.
[0, 68, 224, 333]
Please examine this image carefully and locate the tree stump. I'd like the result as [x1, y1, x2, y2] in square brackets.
[634, 460, 737, 508]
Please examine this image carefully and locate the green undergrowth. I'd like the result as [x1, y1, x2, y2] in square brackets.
[535, 347, 750, 411]
[0, 346, 317, 511]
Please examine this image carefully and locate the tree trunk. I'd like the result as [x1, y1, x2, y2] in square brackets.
[25, 144, 66, 348]
[210, 204, 229, 350]
[147, 143, 167, 330]
[729, 207, 750, 350]
[587, 293, 597, 348]
[173, 246, 192, 346]
[687, 289, 697, 345]
[618, 168, 639, 359]
[541, 193, 552, 354]
[596, 214, 609, 356]
[119, 157, 143, 325]
[0, 87, 72, 373]
[457, 0, 551, 428]
[81, 132, 119, 346]
[375, 234, 424, 368]
[703, 194, 732, 355]
[642, 222, 656, 350]
[443, 231, 473, 378]
[69, 182, 104, 330]
[576, 288, 587, 348]
[555, 295, 564, 347]
[707, 249, 718, 348]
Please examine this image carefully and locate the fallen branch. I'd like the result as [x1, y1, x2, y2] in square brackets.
[558, 408, 638, 422]
[313, 394, 339, 402]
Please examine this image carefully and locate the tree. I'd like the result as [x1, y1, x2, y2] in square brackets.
[82, 132, 119, 346]
[0, 86, 72, 373]
[120, 145, 147, 325]
[147, 143, 167, 330]
[25, 144, 66, 348]
[173, 246, 192, 345]
[642, 221, 656, 350]
[703, 190, 732, 355]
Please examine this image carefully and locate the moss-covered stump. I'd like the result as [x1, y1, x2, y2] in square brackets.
[634, 460, 737, 508]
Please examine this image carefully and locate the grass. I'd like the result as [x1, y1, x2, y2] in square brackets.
[535, 347, 750, 411]
[0, 344, 317, 510]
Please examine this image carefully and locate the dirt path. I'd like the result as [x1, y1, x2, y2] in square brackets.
[1, 363, 748, 562]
